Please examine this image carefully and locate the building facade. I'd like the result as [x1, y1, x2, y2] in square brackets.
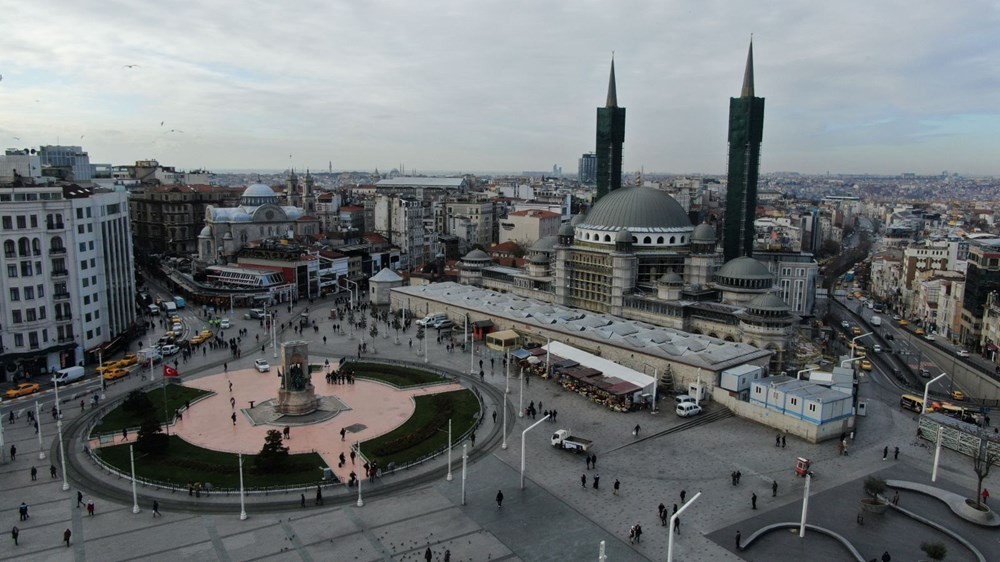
[129, 184, 244, 257]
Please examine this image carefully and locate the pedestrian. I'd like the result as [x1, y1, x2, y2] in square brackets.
[230, 397, 236, 409]
[77, 491, 83, 508]
[633, 424, 641, 437]
[775, 434, 781, 447]
[231, 412, 237, 425]
[751, 492, 757, 510]
[50, 465, 56, 478]
[30, 466, 37, 481]
[315, 485, 324, 506]
[893, 446, 899, 460]
[673, 516, 680, 534]
[659, 508, 668, 526]
[731, 471, 737, 486]
[11, 526, 18, 546]
[283, 426, 290, 439]
[87, 499, 95, 516]
[492, 411, 497, 423]
[593, 474, 600, 490]
[63, 528, 71, 547]
[634, 523, 642, 543]
[10, 444, 16, 460]
[772, 480, 778, 497]
[982, 488, 990, 504]
[340, 427, 347, 441]
[592, 453, 597, 469]
[153, 500, 161, 517]
[350, 450, 356, 464]
[613, 479, 620, 496]
[882, 446, 888, 461]
[781, 435, 786, 448]
[471, 431, 476, 447]
[224, 362, 228, 373]
[881, 551, 891, 562]
[444, 548, 451, 562]
[425, 547, 432, 562]
[496, 490, 504, 508]
[736, 530, 741, 549]
[581, 473, 587, 488]
[122, 428, 128, 442]
[735, 470, 742, 484]
[18, 503, 28, 521]
[628, 525, 636, 544]
[892, 491, 899, 505]
[300, 494, 306, 508]
[586, 456, 591, 470]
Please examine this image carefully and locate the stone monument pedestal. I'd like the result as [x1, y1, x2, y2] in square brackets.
[275, 340, 320, 416]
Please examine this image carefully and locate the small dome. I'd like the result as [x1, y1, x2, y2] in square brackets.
[717, 257, 773, 282]
[558, 223, 575, 237]
[747, 293, 791, 312]
[614, 229, 632, 243]
[222, 232, 233, 240]
[579, 186, 692, 230]
[692, 223, 716, 243]
[570, 214, 585, 226]
[198, 225, 212, 238]
[529, 253, 548, 264]
[241, 183, 279, 206]
[370, 268, 403, 283]
[658, 272, 683, 286]
[462, 249, 491, 262]
[531, 235, 558, 252]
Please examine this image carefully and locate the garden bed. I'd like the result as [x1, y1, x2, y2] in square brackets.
[91, 384, 210, 436]
[345, 361, 447, 388]
[362, 389, 479, 467]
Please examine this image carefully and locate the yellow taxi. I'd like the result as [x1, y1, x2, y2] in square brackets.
[898, 319, 909, 326]
[915, 327, 925, 336]
[5, 382, 41, 398]
[102, 368, 129, 381]
[200, 329, 213, 338]
[190, 334, 208, 345]
[951, 389, 966, 401]
[860, 359, 873, 371]
[95, 360, 121, 374]
[120, 353, 139, 367]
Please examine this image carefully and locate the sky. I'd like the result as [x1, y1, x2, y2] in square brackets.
[2, 1, 999, 176]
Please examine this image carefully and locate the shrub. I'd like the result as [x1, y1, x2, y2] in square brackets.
[863, 476, 887, 501]
[255, 429, 289, 473]
[920, 541, 946, 561]
[122, 390, 154, 416]
[135, 416, 169, 455]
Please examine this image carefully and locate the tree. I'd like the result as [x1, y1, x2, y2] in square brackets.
[122, 390, 154, 416]
[920, 541, 946, 561]
[255, 429, 289, 473]
[973, 432, 997, 510]
[135, 416, 168, 455]
[863, 476, 887, 502]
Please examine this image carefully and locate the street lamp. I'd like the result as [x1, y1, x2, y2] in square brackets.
[922, 373, 947, 414]
[520, 414, 551, 489]
[850, 331, 872, 359]
[35, 401, 45, 460]
[796, 367, 818, 380]
[52, 375, 69, 491]
[641, 363, 658, 414]
[667, 492, 702, 562]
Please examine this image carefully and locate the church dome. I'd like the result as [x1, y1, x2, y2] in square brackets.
[579, 187, 692, 230]
[241, 183, 279, 206]
[692, 223, 717, 243]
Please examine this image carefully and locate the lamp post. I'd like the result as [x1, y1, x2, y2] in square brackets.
[501, 396, 508, 450]
[356, 441, 364, 507]
[505, 350, 510, 395]
[518, 367, 524, 418]
[520, 414, 551, 489]
[271, 311, 277, 359]
[932, 426, 944, 482]
[446, 418, 453, 481]
[922, 373, 947, 414]
[641, 363, 658, 414]
[461, 443, 467, 506]
[796, 367, 818, 380]
[36, 401, 45, 460]
[130, 445, 141, 514]
[52, 375, 69, 491]
[799, 472, 811, 538]
[666, 492, 702, 562]
[423, 328, 428, 364]
[469, 317, 475, 375]
[238, 452, 247, 520]
[545, 336, 551, 377]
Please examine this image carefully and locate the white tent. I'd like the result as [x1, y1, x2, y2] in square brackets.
[543, 341, 656, 394]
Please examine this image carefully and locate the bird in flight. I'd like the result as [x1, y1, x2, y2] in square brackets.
[160, 121, 164, 126]
[123, 64, 139, 69]
[169, 129, 184, 133]
[12, 136, 21, 141]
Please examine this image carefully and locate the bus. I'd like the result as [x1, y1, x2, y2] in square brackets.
[900, 394, 926, 413]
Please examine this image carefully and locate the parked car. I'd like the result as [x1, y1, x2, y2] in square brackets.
[5, 382, 41, 399]
[160, 344, 180, 356]
[551, 429, 593, 452]
[957, 349, 971, 357]
[433, 319, 454, 330]
[674, 395, 696, 407]
[254, 359, 270, 373]
[860, 359, 873, 371]
[676, 403, 703, 417]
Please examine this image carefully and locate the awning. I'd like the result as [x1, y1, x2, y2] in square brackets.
[473, 320, 494, 328]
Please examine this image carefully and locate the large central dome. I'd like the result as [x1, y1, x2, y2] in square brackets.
[580, 186, 692, 230]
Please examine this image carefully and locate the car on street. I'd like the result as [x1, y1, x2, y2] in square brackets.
[915, 327, 925, 336]
[885, 334, 895, 341]
[957, 349, 971, 357]
[160, 344, 180, 356]
[254, 359, 270, 373]
[892, 314, 901, 321]
[873, 345, 882, 353]
[920, 368, 931, 378]
[898, 319, 909, 326]
[95, 360, 121, 374]
[676, 402, 703, 417]
[220, 318, 231, 329]
[5, 382, 41, 398]
[841, 321, 850, 329]
[861, 359, 873, 371]
[120, 353, 139, 366]
[102, 368, 129, 381]
[924, 334, 935, 341]
[433, 319, 454, 330]
[951, 390, 966, 401]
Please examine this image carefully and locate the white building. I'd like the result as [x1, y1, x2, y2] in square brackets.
[498, 209, 561, 246]
[0, 149, 42, 181]
[0, 184, 136, 381]
[373, 194, 432, 269]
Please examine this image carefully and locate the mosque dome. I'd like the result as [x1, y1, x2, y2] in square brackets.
[462, 249, 491, 262]
[198, 225, 212, 238]
[614, 228, 632, 243]
[579, 187, 692, 231]
[747, 293, 791, 313]
[558, 223, 575, 237]
[715, 257, 774, 290]
[658, 272, 684, 286]
[241, 183, 279, 206]
[531, 236, 558, 253]
[692, 223, 717, 243]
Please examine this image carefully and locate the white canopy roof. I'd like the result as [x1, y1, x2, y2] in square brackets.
[543, 341, 655, 394]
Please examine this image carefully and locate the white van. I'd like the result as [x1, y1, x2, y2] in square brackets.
[53, 366, 85, 384]
[220, 318, 231, 329]
[676, 402, 703, 417]
[417, 313, 448, 327]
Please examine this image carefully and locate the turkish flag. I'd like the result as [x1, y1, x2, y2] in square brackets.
[164, 364, 180, 378]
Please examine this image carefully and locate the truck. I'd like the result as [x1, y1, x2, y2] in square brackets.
[551, 429, 593, 452]
[137, 348, 163, 365]
[870, 315, 882, 327]
[173, 296, 186, 309]
[162, 301, 178, 314]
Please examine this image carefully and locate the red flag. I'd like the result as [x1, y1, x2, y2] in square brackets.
[164, 364, 179, 378]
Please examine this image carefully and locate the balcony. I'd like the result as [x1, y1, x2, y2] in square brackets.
[54, 292, 71, 300]
[52, 269, 69, 277]
[49, 247, 67, 255]
[56, 314, 72, 322]
[46, 222, 65, 230]
[58, 336, 75, 343]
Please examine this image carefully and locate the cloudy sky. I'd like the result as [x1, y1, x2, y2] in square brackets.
[2, 1, 999, 176]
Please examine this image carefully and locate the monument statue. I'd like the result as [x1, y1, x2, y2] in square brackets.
[276, 341, 319, 416]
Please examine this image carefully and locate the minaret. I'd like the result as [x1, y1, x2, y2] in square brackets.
[723, 40, 765, 262]
[595, 56, 626, 201]
[304, 169, 315, 213]
[286, 169, 300, 207]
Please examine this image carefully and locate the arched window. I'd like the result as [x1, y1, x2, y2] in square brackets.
[632, 236, 638, 243]
[669, 236, 675, 244]
[657, 236, 664, 244]
[680, 236, 686, 243]
[603, 235, 611, 242]
[18, 237, 30, 257]
[3, 240, 14, 257]
[643, 236, 652, 244]
[51, 236, 63, 250]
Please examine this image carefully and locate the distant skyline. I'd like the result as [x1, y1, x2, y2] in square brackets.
[2, 1, 999, 176]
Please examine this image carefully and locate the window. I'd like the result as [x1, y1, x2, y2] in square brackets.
[790, 397, 798, 406]
[89, 258, 95, 267]
[808, 404, 817, 412]
[85, 312, 92, 322]
[14, 334, 23, 347]
[78, 225, 85, 234]
[20, 262, 32, 276]
[9, 288, 19, 301]
[86, 208, 92, 218]
[1, 216, 10, 229]
[86, 330, 93, 339]
[7, 264, 16, 277]
[38, 307, 45, 319]
[87, 224, 92, 233]
[30, 216, 37, 228]
[80, 260, 88, 271]
[3, 240, 13, 257]
[82, 277, 89, 287]
[12, 310, 22, 323]
[36, 284, 43, 298]
[26, 309, 36, 322]
[79, 242, 87, 252]
[83, 295, 90, 305]
[88, 241, 94, 250]
[16, 216, 26, 229]
[76, 209, 84, 219]
[23, 286, 33, 300]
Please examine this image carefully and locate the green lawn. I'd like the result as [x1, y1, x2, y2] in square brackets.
[91, 384, 210, 436]
[345, 362, 447, 387]
[97, 435, 327, 488]
[362, 389, 480, 467]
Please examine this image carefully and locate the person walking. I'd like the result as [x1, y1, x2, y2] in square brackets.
[87, 499, 95, 516]
[633, 424, 641, 437]
[613, 479, 621, 495]
[982, 488, 990, 504]
[30, 466, 37, 481]
[772, 480, 778, 497]
[152, 500, 161, 517]
[122, 428, 128, 442]
[591, 453, 597, 469]
[736, 530, 741, 549]
[77, 491, 84, 508]
[775, 434, 781, 447]
[781, 435, 786, 448]
[751, 492, 757, 510]
[496, 490, 504, 508]
[581, 473, 587, 488]
[63, 528, 71, 547]
[634, 523, 642, 543]
[893, 446, 899, 460]
[593, 474, 600, 490]
[882, 446, 888, 461]
[18, 503, 28, 521]
[492, 411, 497, 424]
[11, 526, 18, 546]
[50, 465, 57, 478]
[315, 485, 324, 506]
[231, 412, 237, 426]
[10, 444, 16, 461]
[673, 516, 680, 535]
[340, 427, 347, 441]
[424, 547, 432, 562]
[680, 489, 686, 503]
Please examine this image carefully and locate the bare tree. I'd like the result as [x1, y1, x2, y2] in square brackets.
[973, 431, 998, 510]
